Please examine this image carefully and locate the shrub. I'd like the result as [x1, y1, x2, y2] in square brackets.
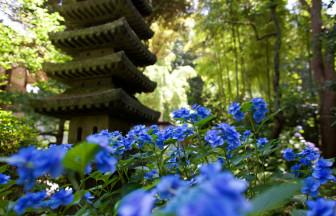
[0, 98, 335, 215]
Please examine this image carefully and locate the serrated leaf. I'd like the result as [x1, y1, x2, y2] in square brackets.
[62, 142, 99, 174]
[249, 181, 302, 216]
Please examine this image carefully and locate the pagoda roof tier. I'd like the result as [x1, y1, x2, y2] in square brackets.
[58, 0, 153, 39]
[50, 18, 156, 67]
[131, 0, 153, 16]
[31, 88, 160, 122]
[44, 51, 156, 93]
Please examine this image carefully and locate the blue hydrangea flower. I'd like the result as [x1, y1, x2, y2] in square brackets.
[163, 172, 250, 216]
[251, 98, 268, 123]
[95, 151, 117, 174]
[84, 192, 95, 204]
[126, 125, 153, 148]
[242, 130, 251, 142]
[166, 156, 178, 170]
[256, 138, 268, 148]
[0, 173, 10, 184]
[42, 189, 74, 209]
[172, 108, 191, 121]
[290, 163, 302, 177]
[172, 105, 211, 123]
[206, 123, 241, 152]
[7, 146, 67, 190]
[205, 129, 224, 148]
[302, 177, 321, 197]
[155, 175, 189, 200]
[196, 162, 222, 183]
[298, 147, 320, 166]
[307, 198, 336, 216]
[145, 169, 158, 180]
[171, 124, 194, 141]
[118, 189, 155, 216]
[312, 158, 335, 184]
[87, 130, 126, 154]
[282, 148, 296, 161]
[14, 191, 47, 215]
[191, 105, 211, 122]
[228, 102, 245, 122]
[38, 145, 67, 178]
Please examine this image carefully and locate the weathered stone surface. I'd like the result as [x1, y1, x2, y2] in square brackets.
[44, 51, 156, 93]
[50, 18, 156, 66]
[31, 88, 160, 122]
[31, 0, 160, 143]
[58, 0, 153, 39]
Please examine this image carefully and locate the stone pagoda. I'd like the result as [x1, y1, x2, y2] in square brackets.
[31, 0, 160, 143]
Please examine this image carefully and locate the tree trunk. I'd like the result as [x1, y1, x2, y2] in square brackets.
[270, 1, 284, 138]
[310, 0, 336, 158]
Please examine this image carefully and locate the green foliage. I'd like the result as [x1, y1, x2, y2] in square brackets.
[0, 0, 68, 72]
[0, 109, 37, 155]
[62, 142, 99, 174]
[250, 181, 302, 215]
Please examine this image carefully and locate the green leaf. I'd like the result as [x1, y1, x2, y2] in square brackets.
[62, 142, 99, 174]
[241, 102, 252, 112]
[249, 181, 302, 216]
[290, 209, 307, 216]
[194, 115, 215, 128]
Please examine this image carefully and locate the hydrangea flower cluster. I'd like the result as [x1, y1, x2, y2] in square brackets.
[228, 102, 244, 122]
[282, 146, 335, 198]
[306, 198, 336, 216]
[227, 98, 268, 123]
[172, 104, 211, 123]
[118, 163, 250, 216]
[205, 123, 241, 152]
[14, 189, 74, 215]
[251, 98, 268, 123]
[6, 145, 67, 190]
[282, 146, 320, 177]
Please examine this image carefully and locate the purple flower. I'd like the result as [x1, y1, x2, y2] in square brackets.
[307, 198, 336, 216]
[0, 173, 10, 184]
[118, 189, 155, 216]
[228, 102, 245, 122]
